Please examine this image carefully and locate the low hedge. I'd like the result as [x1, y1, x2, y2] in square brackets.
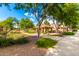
[36, 38, 58, 48]
[0, 37, 29, 47]
[62, 32, 75, 35]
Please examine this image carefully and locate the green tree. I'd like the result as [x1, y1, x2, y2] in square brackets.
[47, 3, 79, 32]
[14, 3, 48, 38]
[0, 3, 48, 38]
[46, 3, 64, 32]
[0, 17, 17, 39]
[63, 4, 79, 31]
[20, 18, 34, 31]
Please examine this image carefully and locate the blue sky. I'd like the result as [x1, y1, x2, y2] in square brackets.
[0, 4, 37, 24]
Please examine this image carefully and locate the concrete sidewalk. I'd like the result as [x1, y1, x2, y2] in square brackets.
[45, 31, 79, 56]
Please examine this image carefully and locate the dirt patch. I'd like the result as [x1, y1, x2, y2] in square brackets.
[0, 36, 47, 56]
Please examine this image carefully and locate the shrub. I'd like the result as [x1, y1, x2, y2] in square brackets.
[0, 38, 15, 47]
[73, 29, 77, 32]
[62, 32, 75, 35]
[0, 39, 9, 47]
[36, 38, 58, 48]
[16, 37, 29, 44]
[7, 38, 16, 45]
[0, 37, 29, 47]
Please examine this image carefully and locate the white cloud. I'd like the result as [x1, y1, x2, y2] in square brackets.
[30, 18, 34, 21]
[24, 13, 28, 16]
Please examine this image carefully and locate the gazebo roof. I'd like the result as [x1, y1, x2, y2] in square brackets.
[40, 24, 53, 28]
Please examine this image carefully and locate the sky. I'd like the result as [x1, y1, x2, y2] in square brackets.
[0, 4, 38, 24]
[0, 4, 54, 25]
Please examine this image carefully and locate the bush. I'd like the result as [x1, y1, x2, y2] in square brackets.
[16, 37, 29, 44]
[0, 38, 15, 47]
[0, 39, 9, 47]
[36, 38, 58, 48]
[62, 32, 75, 35]
[73, 29, 77, 32]
[0, 37, 29, 47]
[7, 38, 16, 45]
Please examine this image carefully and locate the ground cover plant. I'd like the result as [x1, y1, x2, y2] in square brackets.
[0, 37, 29, 47]
[36, 38, 58, 48]
[62, 32, 75, 35]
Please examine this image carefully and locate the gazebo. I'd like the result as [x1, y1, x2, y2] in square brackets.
[40, 24, 56, 33]
[34, 23, 72, 33]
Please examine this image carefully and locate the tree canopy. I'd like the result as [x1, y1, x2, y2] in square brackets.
[0, 17, 17, 30]
[20, 18, 34, 30]
[47, 3, 79, 31]
[0, 3, 79, 38]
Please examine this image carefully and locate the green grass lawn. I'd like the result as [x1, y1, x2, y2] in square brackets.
[8, 31, 24, 40]
[27, 29, 36, 34]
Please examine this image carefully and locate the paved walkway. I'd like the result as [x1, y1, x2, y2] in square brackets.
[45, 31, 79, 56]
[0, 32, 79, 56]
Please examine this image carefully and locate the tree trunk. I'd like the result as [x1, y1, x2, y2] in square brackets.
[4, 29, 11, 40]
[53, 20, 59, 33]
[37, 25, 40, 38]
[3, 28, 7, 40]
[67, 27, 69, 32]
[3, 29, 7, 40]
[4, 32, 7, 40]
[56, 26, 59, 33]
[62, 23, 65, 32]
